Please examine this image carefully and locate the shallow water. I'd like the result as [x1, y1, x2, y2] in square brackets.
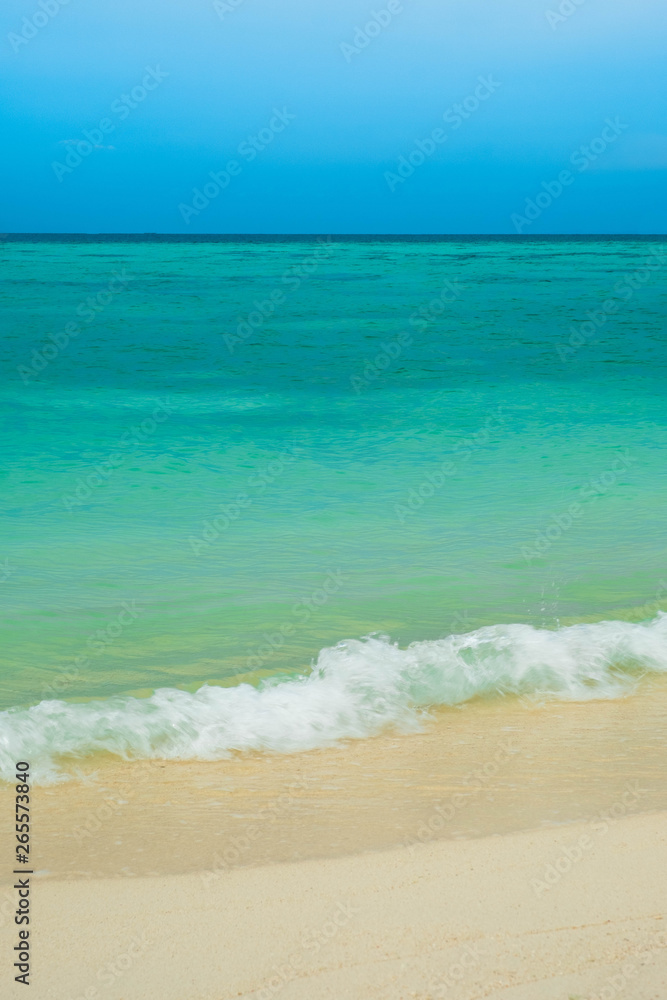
[1, 236, 666, 774]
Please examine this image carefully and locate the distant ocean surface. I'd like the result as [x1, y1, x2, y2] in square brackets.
[2, 236, 667, 780]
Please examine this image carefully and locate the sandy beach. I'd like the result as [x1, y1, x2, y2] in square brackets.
[1, 812, 666, 999]
[2, 683, 667, 999]
[3, 7, 667, 990]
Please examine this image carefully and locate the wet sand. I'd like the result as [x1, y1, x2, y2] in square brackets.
[2, 677, 667, 879]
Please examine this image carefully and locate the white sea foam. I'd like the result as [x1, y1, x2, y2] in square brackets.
[2, 614, 667, 782]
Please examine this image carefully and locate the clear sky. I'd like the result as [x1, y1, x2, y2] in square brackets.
[2, 0, 666, 233]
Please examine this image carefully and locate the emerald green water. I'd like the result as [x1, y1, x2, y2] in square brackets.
[1, 236, 666, 715]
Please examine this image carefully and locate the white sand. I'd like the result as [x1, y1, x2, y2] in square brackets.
[3, 810, 666, 1000]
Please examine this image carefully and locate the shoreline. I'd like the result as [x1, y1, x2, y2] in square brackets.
[2, 682, 666, 997]
[2, 678, 667, 879]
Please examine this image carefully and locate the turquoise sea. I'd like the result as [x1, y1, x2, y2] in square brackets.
[2, 235, 667, 780]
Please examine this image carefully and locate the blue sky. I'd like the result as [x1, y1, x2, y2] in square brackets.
[1, 0, 666, 233]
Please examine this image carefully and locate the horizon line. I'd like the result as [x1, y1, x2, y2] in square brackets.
[3, 233, 666, 241]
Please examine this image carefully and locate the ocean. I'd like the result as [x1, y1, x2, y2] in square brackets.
[2, 235, 667, 781]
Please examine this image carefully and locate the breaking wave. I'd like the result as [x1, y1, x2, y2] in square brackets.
[2, 614, 667, 782]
